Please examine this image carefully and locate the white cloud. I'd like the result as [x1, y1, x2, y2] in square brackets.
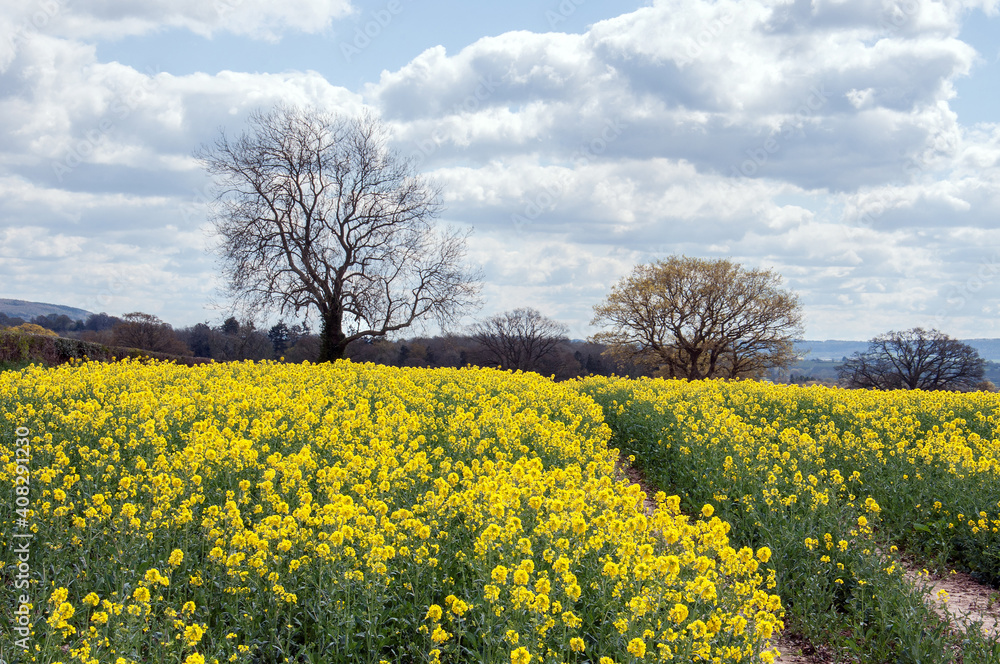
[26, 0, 354, 42]
[2, 0, 1000, 337]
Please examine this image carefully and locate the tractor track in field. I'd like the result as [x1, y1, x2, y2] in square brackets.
[904, 566, 1000, 637]
[613, 455, 1000, 664]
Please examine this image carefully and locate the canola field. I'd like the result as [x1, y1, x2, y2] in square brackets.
[580, 376, 1000, 663]
[1, 361, 782, 664]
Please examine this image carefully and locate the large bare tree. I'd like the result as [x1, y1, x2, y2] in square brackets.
[471, 308, 569, 372]
[198, 106, 481, 361]
[591, 256, 803, 379]
[838, 328, 985, 391]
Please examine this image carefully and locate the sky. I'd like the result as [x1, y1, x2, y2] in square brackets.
[1, 0, 999, 341]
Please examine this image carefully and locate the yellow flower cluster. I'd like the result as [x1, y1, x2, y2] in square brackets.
[580, 375, 1000, 636]
[1, 360, 780, 663]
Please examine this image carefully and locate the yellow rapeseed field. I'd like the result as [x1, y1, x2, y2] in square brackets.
[1, 361, 782, 664]
[579, 376, 1000, 662]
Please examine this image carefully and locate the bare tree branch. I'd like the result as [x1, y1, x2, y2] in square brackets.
[590, 256, 803, 379]
[197, 106, 482, 361]
[470, 308, 569, 372]
[838, 328, 985, 391]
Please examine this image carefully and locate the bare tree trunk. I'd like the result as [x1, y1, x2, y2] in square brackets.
[319, 309, 348, 362]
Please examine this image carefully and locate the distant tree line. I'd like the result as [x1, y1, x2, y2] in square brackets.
[0, 308, 650, 379]
[4, 258, 991, 391]
[0, 311, 121, 333]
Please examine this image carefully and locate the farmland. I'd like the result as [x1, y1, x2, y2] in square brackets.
[579, 376, 1000, 662]
[1, 361, 780, 664]
[3, 361, 1000, 663]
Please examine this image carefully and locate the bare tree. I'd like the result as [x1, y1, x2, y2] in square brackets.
[198, 106, 481, 361]
[591, 256, 803, 379]
[471, 308, 569, 372]
[838, 328, 985, 391]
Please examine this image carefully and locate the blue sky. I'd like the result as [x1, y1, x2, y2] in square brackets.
[953, 6, 1000, 124]
[96, 1, 634, 89]
[1, 0, 999, 340]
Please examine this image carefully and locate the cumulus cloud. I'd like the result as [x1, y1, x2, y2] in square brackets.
[0, 26, 364, 324]
[1, 0, 999, 337]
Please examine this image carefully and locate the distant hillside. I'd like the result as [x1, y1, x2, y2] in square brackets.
[794, 340, 868, 361]
[797, 338, 1000, 362]
[0, 298, 92, 321]
[964, 339, 1000, 362]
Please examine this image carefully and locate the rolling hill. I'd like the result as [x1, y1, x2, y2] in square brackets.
[796, 339, 1000, 362]
[0, 298, 93, 321]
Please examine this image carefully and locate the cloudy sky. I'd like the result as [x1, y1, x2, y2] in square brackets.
[1, 0, 999, 340]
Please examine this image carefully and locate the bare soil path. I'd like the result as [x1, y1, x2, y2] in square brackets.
[905, 566, 1000, 637]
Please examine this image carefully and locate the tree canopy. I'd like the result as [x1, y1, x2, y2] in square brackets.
[838, 328, 985, 391]
[591, 256, 803, 379]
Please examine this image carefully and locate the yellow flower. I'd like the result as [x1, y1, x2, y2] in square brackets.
[144, 568, 169, 587]
[627, 637, 646, 658]
[756, 547, 772, 563]
[450, 598, 469, 616]
[184, 623, 206, 645]
[510, 647, 532, 664]
[424, 604, 443, 622]
[168, 549, 184, 566]
[701, 504, 714, 518]
[569, 637, 585, 652]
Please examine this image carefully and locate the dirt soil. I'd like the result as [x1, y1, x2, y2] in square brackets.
[906, 566, 1000, 637]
